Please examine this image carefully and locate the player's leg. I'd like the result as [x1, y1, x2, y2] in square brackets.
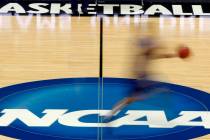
[105, 97, 131, 119]
[105, 80, 144, 119]
[105, 94, 145, 120]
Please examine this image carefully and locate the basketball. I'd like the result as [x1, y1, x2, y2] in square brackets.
[178, 45, 191, 59]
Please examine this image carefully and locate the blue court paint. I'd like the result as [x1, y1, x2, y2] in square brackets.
[0, 78, 210, 140]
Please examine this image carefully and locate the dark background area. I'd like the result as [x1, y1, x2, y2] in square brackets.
[100, 0, 210, 3]
[1, 0, 210, 3]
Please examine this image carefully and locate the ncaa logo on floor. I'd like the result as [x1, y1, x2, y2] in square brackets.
[0, 78, 210, 140]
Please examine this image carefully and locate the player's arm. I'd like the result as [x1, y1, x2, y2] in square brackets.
[149, 53, 178, 59]
[150, 45, 191, 59]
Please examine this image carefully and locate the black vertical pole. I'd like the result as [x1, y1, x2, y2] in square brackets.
[100, 17, 103, 78]
[99, 16, 103, 140]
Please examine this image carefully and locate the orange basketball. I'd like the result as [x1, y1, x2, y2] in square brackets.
[178, 45, 191, 59]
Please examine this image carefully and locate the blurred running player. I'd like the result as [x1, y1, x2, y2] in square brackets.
[105, 37, 189, 119]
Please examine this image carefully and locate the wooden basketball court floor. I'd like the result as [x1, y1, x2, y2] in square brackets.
[0, 15, 210, 139]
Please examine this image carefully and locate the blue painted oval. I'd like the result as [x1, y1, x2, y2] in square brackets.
[0, 78, 210, 140]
